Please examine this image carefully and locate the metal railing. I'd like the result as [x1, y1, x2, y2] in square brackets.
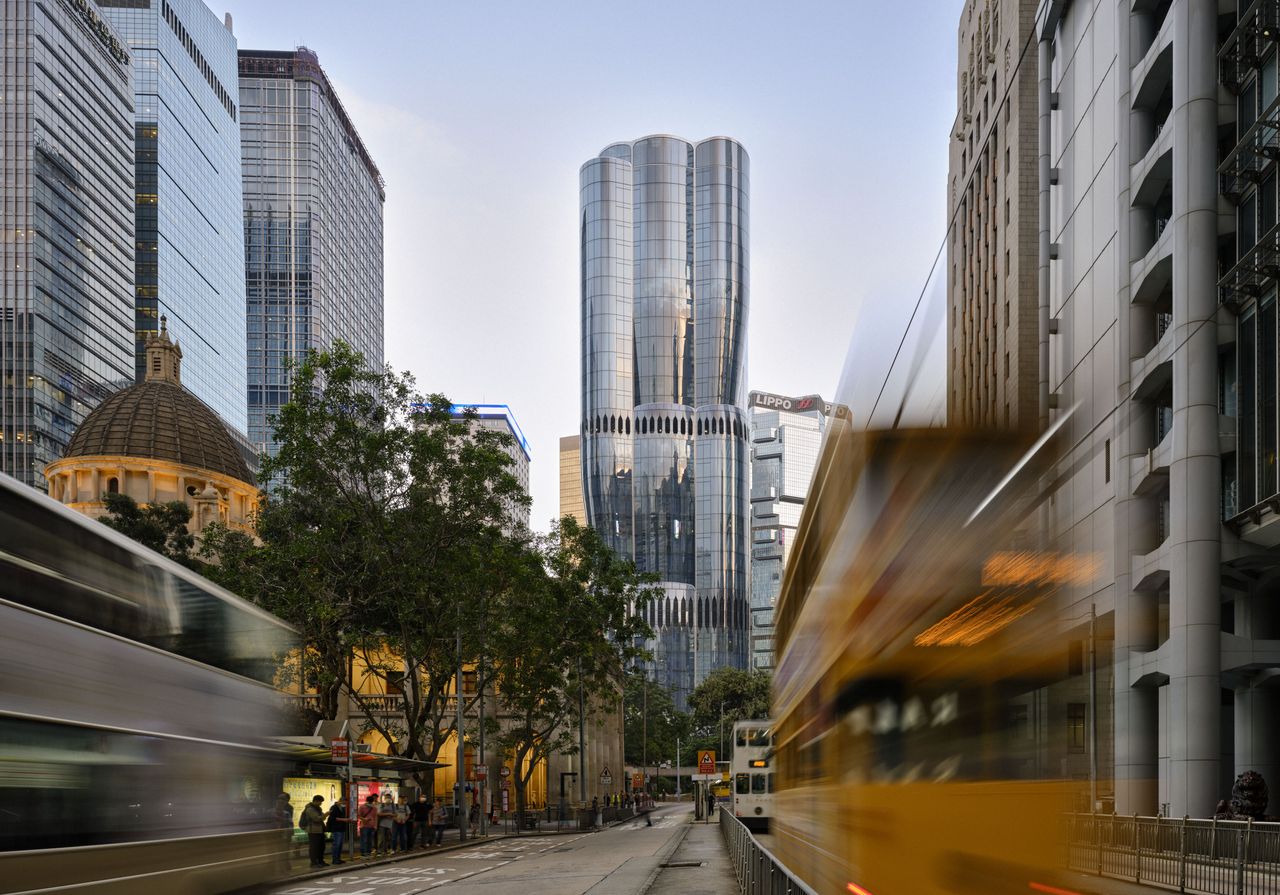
[1067, 813, 1280, 895]
[719, 809, 818, 895]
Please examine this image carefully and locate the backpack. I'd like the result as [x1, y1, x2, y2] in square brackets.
[298, 809, 309, 831]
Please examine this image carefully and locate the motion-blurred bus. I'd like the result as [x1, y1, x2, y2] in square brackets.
[0, 474, 297, 894]
[772, 420, 1095, 895]
[730, 719, 773, 831]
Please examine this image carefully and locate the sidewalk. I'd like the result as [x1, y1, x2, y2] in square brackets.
[645, 815, 737, 895]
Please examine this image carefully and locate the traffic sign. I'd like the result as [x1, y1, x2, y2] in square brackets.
[330, 739, 349, 762]
[698, 750, 716, 775]
[501, 789, 509, 812]
[692, 773, 719, 781]
[475, 766, 487, 780]
[599, 765, 612, 786]
[631, 772, 644, 790]
[499, 766, 511, 778]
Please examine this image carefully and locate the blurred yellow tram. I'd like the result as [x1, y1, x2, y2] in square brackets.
[771, 419, 1097, 895]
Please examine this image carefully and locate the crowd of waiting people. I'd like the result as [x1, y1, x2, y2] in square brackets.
[282, 790, 461, 868]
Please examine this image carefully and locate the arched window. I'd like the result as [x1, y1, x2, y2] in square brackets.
[610, 415, 616, 433]
[107, 477, 119, 494]
[719, 417, 725, 435]
[696, 419, 703, 436]
[625, 417, 631, 435]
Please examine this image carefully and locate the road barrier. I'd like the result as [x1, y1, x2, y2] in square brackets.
[1067, 813, 1280, 894]
[719, 807, 818, 895]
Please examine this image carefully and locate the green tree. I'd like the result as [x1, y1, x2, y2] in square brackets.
[488, 516, 656, 817]
[205, 342, 529, 795]
[623, 672, 691, 770]
[687, 666, 773, 753]
[100, 492, 197, 567]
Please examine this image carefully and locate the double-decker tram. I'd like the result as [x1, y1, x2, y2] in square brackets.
[730, 719, 774, 830]
[0, 474, 297, 894]
[772, 418, 1096, 895]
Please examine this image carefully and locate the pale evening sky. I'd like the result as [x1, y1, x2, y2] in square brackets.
[220, 0, 967, 529]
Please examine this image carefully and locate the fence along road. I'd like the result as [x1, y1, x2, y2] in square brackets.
[1068, 813, 1280, 895]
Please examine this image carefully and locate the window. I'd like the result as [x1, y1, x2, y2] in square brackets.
[1105, 439, 1111, 484]
[1005, 147, 1010, 174]
[1241, 309, 1257, 508]
[1067, 703, 1087, 753]
[107, 477, 119, 494]
[735, 773, 749, 795]
[752, 773, 767, 794]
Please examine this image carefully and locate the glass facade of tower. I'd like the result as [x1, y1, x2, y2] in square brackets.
[0, 0, 135, 489]
[99, 0, 248, 436]
[239, 48, 384, 457]
[747, 392, 829, 672]
[580, 135, 750, 709]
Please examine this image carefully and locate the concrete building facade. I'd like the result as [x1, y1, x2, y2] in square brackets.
[747, 391, 828, 672]
[580, 135, 751, 710]
[1030, 0, 1280, 818]
[948, 0, 1041, 429]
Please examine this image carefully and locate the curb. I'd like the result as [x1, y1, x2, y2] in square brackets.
[634, 814, 694, 895]
[255, 833, 511, 891]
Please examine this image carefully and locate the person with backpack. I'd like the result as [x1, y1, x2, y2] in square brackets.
[300, 795, 327, 867]
[393, 794, 410, 852]
[325, 795, 350, 866]
[356, 794, 378, 858]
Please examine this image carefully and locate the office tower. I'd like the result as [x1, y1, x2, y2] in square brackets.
[98, 0, 247, 436]
[747, 392, 829, 672]
[450, 404, 531, 532]
[1031, 0, 1280, 817]
[239, 47, 384, 458]
[947, 0, 1040, 429]
[580, 135, 750, 708]
[559, 435, 585, 525]
[0, 0, 135, 488]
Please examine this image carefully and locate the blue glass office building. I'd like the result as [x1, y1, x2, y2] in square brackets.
[580, 135, 750, 708]
[239, 48, 385, 458]
[1, 0, 135, 489]
[99, 0, 247, 437]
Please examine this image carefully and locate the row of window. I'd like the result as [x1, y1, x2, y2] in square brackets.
[160, 1, 236, 121]
[583, 413, 747, 439]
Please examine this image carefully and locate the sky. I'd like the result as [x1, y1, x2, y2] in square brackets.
[220, 0, 966, 530]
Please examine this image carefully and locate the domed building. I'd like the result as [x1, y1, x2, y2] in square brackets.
[44, 320, 258, 536]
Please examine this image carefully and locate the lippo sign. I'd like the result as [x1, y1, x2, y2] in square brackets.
[749, 391, 832, 416]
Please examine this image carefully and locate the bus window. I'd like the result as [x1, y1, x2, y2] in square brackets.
[735, 773, 749, 795]
[748, 728, 771, 747]
[752, 773, 767, 794]
[767, 773, 775, 793]
[736, 730, 747, 747]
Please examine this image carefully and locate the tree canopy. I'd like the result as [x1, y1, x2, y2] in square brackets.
[100, 492, 197, 567]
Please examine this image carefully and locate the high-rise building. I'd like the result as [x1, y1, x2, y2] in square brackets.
[947, 0, 1040, 429]
[239, 47, 384, 458]
[450, 404, 531, 532]
[99, 0, 247, 437]
[580, 135, 750, 709]
[1, 0, 135, 489]
[746, 392, 829, 672]
[1024, 0, 1280, 818]
[559, 435, 585, 525]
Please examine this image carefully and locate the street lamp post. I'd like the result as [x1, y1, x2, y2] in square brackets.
[719, 701, 726, 760]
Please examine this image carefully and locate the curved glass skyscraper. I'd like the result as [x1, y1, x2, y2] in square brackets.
[580, 135, 749, 708]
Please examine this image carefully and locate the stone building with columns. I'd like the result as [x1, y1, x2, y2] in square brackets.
[44, 321, 258, 536]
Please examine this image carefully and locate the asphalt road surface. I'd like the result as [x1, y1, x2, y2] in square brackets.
[268, 804, 694, 895]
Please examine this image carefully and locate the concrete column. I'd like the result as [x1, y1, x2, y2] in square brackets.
[146, 470, 156, 503]
[1165, 0, 1221, 818]
[1038, 33, 1052, 432]
[1235, 684, 1280, 815]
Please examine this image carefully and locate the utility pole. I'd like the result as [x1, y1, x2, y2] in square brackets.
[577, 657, 586, 804]
[641, 676, 647, 793]
[478, 649, 487, 837]
[1088, 603, 1098, 813]
[675, 735, 680, 798]
[456, 624, 466, 842]
[719, 701, 726, 760]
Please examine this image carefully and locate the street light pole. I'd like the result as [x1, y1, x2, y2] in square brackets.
[641, 676, 647, 793]
[675, 735, 680, 798]
[456, 624, 466, 843]
[719, 701, 726, 760]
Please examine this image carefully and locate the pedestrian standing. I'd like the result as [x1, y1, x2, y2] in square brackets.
[705, 787, 715, 819]
[376, 793, 395, 855]
[326, 796, 349, 866]
[430, 798, 447, 845]
[410, 794, 430, 848]
[301, 795, 327, 867]
[357, 794, 378, 858]
[393, 794, 410, 852]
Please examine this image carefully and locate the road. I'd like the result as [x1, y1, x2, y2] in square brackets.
[267, 804, 693, 895]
